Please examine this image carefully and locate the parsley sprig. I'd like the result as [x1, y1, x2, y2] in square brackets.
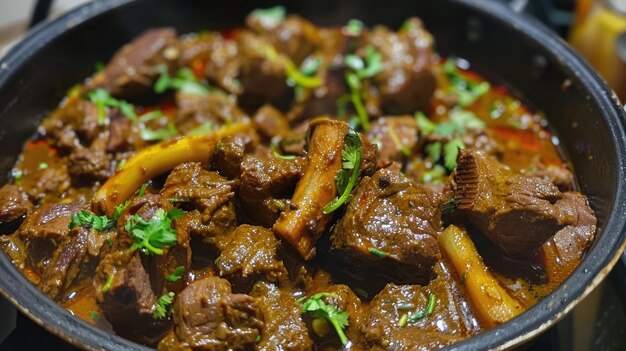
[153, 291, 175, 319]
[249, 6, 286, 29]
[125, 208, 185, 255]
[166, 266, 185, 282]
[87, 88, 138, 124]
[155, 67, 211, 96]
[297, 293, 350, 345]
[69, 210, 113, 232]
[323, 129, 362, 214]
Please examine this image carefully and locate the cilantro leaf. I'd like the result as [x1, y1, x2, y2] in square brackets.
[425, 142, 442, 163]
[113, 200, 130, 222]
[298, 293, 350, 345]
[443, 138, 465, 171]
[285, 57, 322, 89]
[415, 111, 436, 135]
[166, 266, 185, 282]
[443, 57, 490, 107]
[449, 110, 485, 130]
[186, 121, 213, 136]
[153, 292, 175, 320]
[125, 208, 183, 255]
[345, 19, 364, 36]
[140, 123, 178, 141]
[249, 6, 286, 29]
[407, 293, 436, 322]
[324, 129, 362, 214]
[69, 210, 112, 232]
[87, 88, 138, 124]
[155, 67, 210, 96]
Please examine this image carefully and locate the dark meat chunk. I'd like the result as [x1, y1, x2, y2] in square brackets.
[162, 163, 237, 246]
[362, 262, 479, 350]
[305, 285, 364, 346]
[237, 32, 289, 108]
[370, 18, 436, 114]
[250, 282, 313, 351]
[106, 112, 143, 153]
[0, 234, 27, 269]
[67, 149, 113, 184]
[40, 99, 101, 151]
[526, 163, 575, 191]
[94, 251, 168, 344]
[215, 133, 257, 179]
[175, 91, 248, 134]
[545, 192, 597, 264]
[269, 16, 321, 64]
[24, 164, 71, 203]
[367, 116, 419, 167]
[169, 277, 263, 350]
[215, 225, 288, 292]
[330, 166, 441, 284]
[252, 104, 289, 140]
[18, 202, 81, 241]
[239, 150, 305, 227]
[286, 65, 348, 123]
[446, 149, 577, 258]
[84, 28, 179, 99]
[0, 184, 32, 224]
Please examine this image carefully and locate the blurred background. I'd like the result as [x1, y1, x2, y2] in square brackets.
[0, 0, 625, 350]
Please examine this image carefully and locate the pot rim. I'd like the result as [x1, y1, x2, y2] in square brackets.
[0, 0, 625, 350]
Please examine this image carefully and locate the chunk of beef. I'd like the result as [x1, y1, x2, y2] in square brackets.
[250, 282, 313, 351]
[446, 149, 577, 258]
[174, 91, 248, 134]
[24, 164, 71, 203]
[215, 225, 288, 292]
[162, 163, 237, 247]
[106, 112, 143, 153]
[370, 18, 436, 114]
[18, 202, 81, 241]
[269, 16, 321, 64]
[215, 133, 257, 179]
[40, 99, 101, 152]
[67, 148, 113, 184]
[330, 166, 441, 285]
[362, 262, 479, 350]
[84, 28, 180, 99]
[237, 32, 289, 108]
[526, 163, 575, 191]
[94, 251, 168, 344]
[546, 192, 597, 264]
[168, 277, 263, 350]
[286, 65, 348, 123]
[252, 104, 289, 140]
[239, 150, 305, 227]
[0, 184, 32, 225]
[367, 116, 419, 167]
[0, 233, 27, 269]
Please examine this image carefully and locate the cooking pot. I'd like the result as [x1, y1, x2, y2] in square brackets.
[0, 0, 625, 350]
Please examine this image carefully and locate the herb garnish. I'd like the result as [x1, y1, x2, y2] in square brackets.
[323, 129, 362, 214]
[249, 6, 286, 29]
[369, 248, 388, 258]
[166, 266, 185, 282]
[343, 45, 383, 130]
[345, 19, 364, 36]
[407, 293, 436, 322]
[88, 311, 100, 321]
[69, 210, 112, 232]
[140, 123, 178, 141]
[101, 274, 114, 293]
[153, 292, 175, 320]
[297, 293, 350, 345]
[125, 208, 185, 255]
[443, 57, 490, 107]
[87, 88, 138, 124]
[270, 137, 296, 160]
[112, 200, 130, 222]
[155, 67, 211, 96]
[186, 121, 213, 136]
[37, 162, 48, 170]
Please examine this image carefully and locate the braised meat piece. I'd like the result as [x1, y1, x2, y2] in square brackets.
[67, 149, 113, 184]
[0, 184, 32, 225]
[330, 166, 441, 284]
[362, 262, 479, 350]
[162, 163, 237, 247]
[215, 133, 257, 179]
[237, 32, 289, 108]
[40, 99, 102, 152]
[94, 251, 168, 344]
[252, 104, 289, 140]
[545, 192, 597, 265]
[370, 18, 436, 114]
[446, 149, 576, 258]
[269, 16, 321, 64]
[250, 282, 313, 351]
[18, 203, 81, 241]
[106, 112, 143, 152]
[174, 91, 248, 134]
[367, 116, 420, 167]
[215, 224, 288, 292]
[84, 28, 180, 99]
[239, 150, 305, 227]
[24, 164, 71, 203]
[160, 277, 263, 350]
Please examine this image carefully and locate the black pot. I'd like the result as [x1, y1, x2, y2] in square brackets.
[0, 0, 625, 350]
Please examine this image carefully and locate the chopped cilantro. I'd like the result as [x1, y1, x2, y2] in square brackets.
[345, 19, 364, 36]
[101, 274, 114, 293]
[249, 6, 285, 29]
[443, 57, 490, 107]
[297, 293, 350, 345]
[323, 129, 362, 214]
[140, 123, 178, 141]
[69, 210, 112, 232]
[138, 110, 164, 123]
[137, 183, 148, 197]
[407, 293, 436, 322]
[186, 121, 213, 136]
[87, 88, 138, 124]
[37, 162, 49, 170]
[155, 67, 211, 96]
[153, 292, 175, 320]
[443, 138, 464, 170]
[166, 266, 185, 282]
[369, 248, 388, 258]
[88, 311, 100, 321]
[125, 208, 184, 255]
[112, 200, 130, 222]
